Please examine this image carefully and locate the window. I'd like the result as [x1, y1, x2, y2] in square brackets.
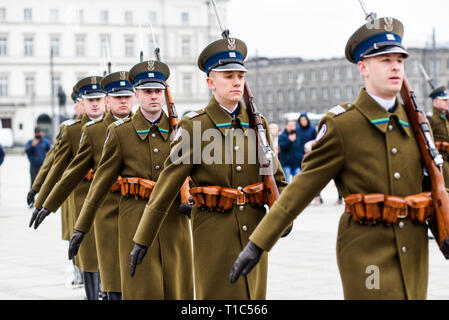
[277, 73, 283, 84]
[181, 36, 191, 57]
[24, 8, 32, 22]
[183, 73, 192, 94]
[267, 91, 273, 104]
[287, 71, 294, 82]
[310, 70, 317, 81]
[0, 37, 7, 56]
[277, 90, 284, 104]
[50, 37, 60, 57]
[75, 35, 85, 57]
[0, 77, 8, 97]
[345, 66, 353, 79]
[430, 59, 440, 74]
[24, 37, 33, 56]
[333, 67, 340, 80]
[321, 69, 328, 81]
[125, 37, 135, 57]
[322, 87, 329, 100]
[50, 9, 59, 23]
[149, 11, 157, 24]
[77, 9, 84, 24]
[100, 34, 111, 57]
[100, 10, 109, 24]
[346, 85, 354, 98]
[25, 76, 35, 97]
[288, 89, 294, 102]
[310, 88, 317, 100]
[334, 87, 341, 99]
[52, 76, 61, 96]
[124, 11, 133, 24]
[0, 8, 5, 22]
[181, 12, 189, 25]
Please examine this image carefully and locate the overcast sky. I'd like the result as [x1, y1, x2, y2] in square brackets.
[226, 0, 449, 60]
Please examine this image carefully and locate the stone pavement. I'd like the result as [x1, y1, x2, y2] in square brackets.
[0, 153, 447, 300]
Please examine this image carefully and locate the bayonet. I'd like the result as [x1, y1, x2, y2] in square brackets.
[210, 0, 230, 38]
[358, 0, 377, 21]
[419, 63, 436, 91]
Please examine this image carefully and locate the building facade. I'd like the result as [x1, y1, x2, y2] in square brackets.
[245, 48, 449, 126]
[0, 0, 227, 145]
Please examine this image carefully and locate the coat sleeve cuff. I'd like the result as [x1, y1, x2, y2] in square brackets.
[133, 204, 167, 247]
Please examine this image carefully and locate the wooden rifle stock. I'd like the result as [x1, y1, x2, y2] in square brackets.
[153, 48, 191, 205]
[243, 82, 279, 208]
[400, 77, 449, 256]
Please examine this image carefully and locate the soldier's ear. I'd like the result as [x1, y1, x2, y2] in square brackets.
[357, 60, 369, 78]
[206, 76, 216, 91]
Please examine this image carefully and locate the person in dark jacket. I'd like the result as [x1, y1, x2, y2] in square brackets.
[0, 144, 4, 166]
[279, 120, 302, 182]
[297, 113, 317, 158]
[25, 127, 51, 186]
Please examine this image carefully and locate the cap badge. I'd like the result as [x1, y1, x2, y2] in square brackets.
[120, 71, 126, 80]
[227, 38, 236, 50]
[91, 76, 97, 84]
[147, 61, 155, 71]
[384, 17, 393, 32]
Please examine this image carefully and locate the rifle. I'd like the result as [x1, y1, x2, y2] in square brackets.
[148, 19, 192, 210]
[357, 0, 449, 257]
[418, 63, 436, 91]
[210, 0, 279, 207]
[400, 78, 449, 258]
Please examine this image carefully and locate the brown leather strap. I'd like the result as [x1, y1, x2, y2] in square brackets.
[84, 169, 95, 181]
[190, 182, 266, 211]
[344, 192, 434, 225]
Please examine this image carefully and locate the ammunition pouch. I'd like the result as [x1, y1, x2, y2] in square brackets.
[435, 141, 449, 153]
[190, 182, 267, 212]
[120, 177, 156, 200]
[344, 192, 434, 225]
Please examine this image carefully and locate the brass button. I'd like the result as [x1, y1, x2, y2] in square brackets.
[239, 205, 244, 211]
[234, 146, 240, 151]
[394, 172, 401, 180]
[151, 133, 156, 138]
[242, 225, 248, 231]
[398, 221, 405, 228]
[391, 148, 398, 155]
[153, 148, 159, 153]
[237, 186, 243, 191]
[388, 125, 394, 131]
[236, 166, 242, 172]
[155, 165, 160, 170]
[401, 246, 407, 253]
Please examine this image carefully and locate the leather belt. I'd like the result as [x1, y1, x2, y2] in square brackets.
[344, 192, 434, 225]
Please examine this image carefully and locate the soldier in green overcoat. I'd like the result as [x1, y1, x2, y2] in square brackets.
[70, 60, 193, 300]
[34, 72, 134, 300]
[31, 76, 106, 300]
[230, 17, 443, 300]
[427, 86, 449, 187]
[130, 38, 287, 300]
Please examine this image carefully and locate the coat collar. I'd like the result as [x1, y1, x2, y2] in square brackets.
[432, 106, 448, 121]
[204, 96, 250, 135]
[132, 108, 170, 141]
[354, 88, 410, 137]
[104, 111, 134, 127]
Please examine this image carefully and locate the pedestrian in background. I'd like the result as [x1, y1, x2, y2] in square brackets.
[297, 113, 317, 159]
[279, 120, 302, 182]
[269, 123, 280, 155]
[0, 144, 5, 167]
[25, 127, 51, 186]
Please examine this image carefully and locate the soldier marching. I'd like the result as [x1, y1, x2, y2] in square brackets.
[25, 3, 449, 302]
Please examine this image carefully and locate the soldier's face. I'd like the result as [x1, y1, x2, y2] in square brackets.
[207, 71, 245, 106]
[106, 95, 133, 118]
[75, 101, 85, 116]
[84, 97, 105, 119]
[434, 98, 449, 112]
[135, 88, 165, 115]
[358, 53, 404, 99]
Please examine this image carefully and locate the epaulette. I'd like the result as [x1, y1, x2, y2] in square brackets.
[61, 119, 75, 126]
[328, 103, 353, 117]
[67, 119, 81, 127]
[184, 110, 205, 119]
[86, 120, 96, 127]
[113, 118, 131, 127]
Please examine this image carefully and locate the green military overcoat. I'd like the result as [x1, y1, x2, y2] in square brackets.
[32, 121, 73, 241]
[249, 88, 431, 300]
[35, 115, 98, 273]
[42, 112, 123, 292]
[76, 108, 193, 300]
[133, 96, 287, 300]
[427, 107, 449, 187]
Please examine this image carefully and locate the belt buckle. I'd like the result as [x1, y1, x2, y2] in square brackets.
[398, 206, 408, 219]
[237, 191, 246, 206]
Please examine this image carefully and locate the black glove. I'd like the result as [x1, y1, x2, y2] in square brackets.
[68, 230, 85, 260]
[178, 203, 194, 219]
[229, 241, 263, 284]
[442, 237, 449, 259]
[281, 223, 293, 238]
[33, 208, 51, 229]
[26, 189, 38, 206]
[28, 208, 40, 228]
[130, 243, 148, 277]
